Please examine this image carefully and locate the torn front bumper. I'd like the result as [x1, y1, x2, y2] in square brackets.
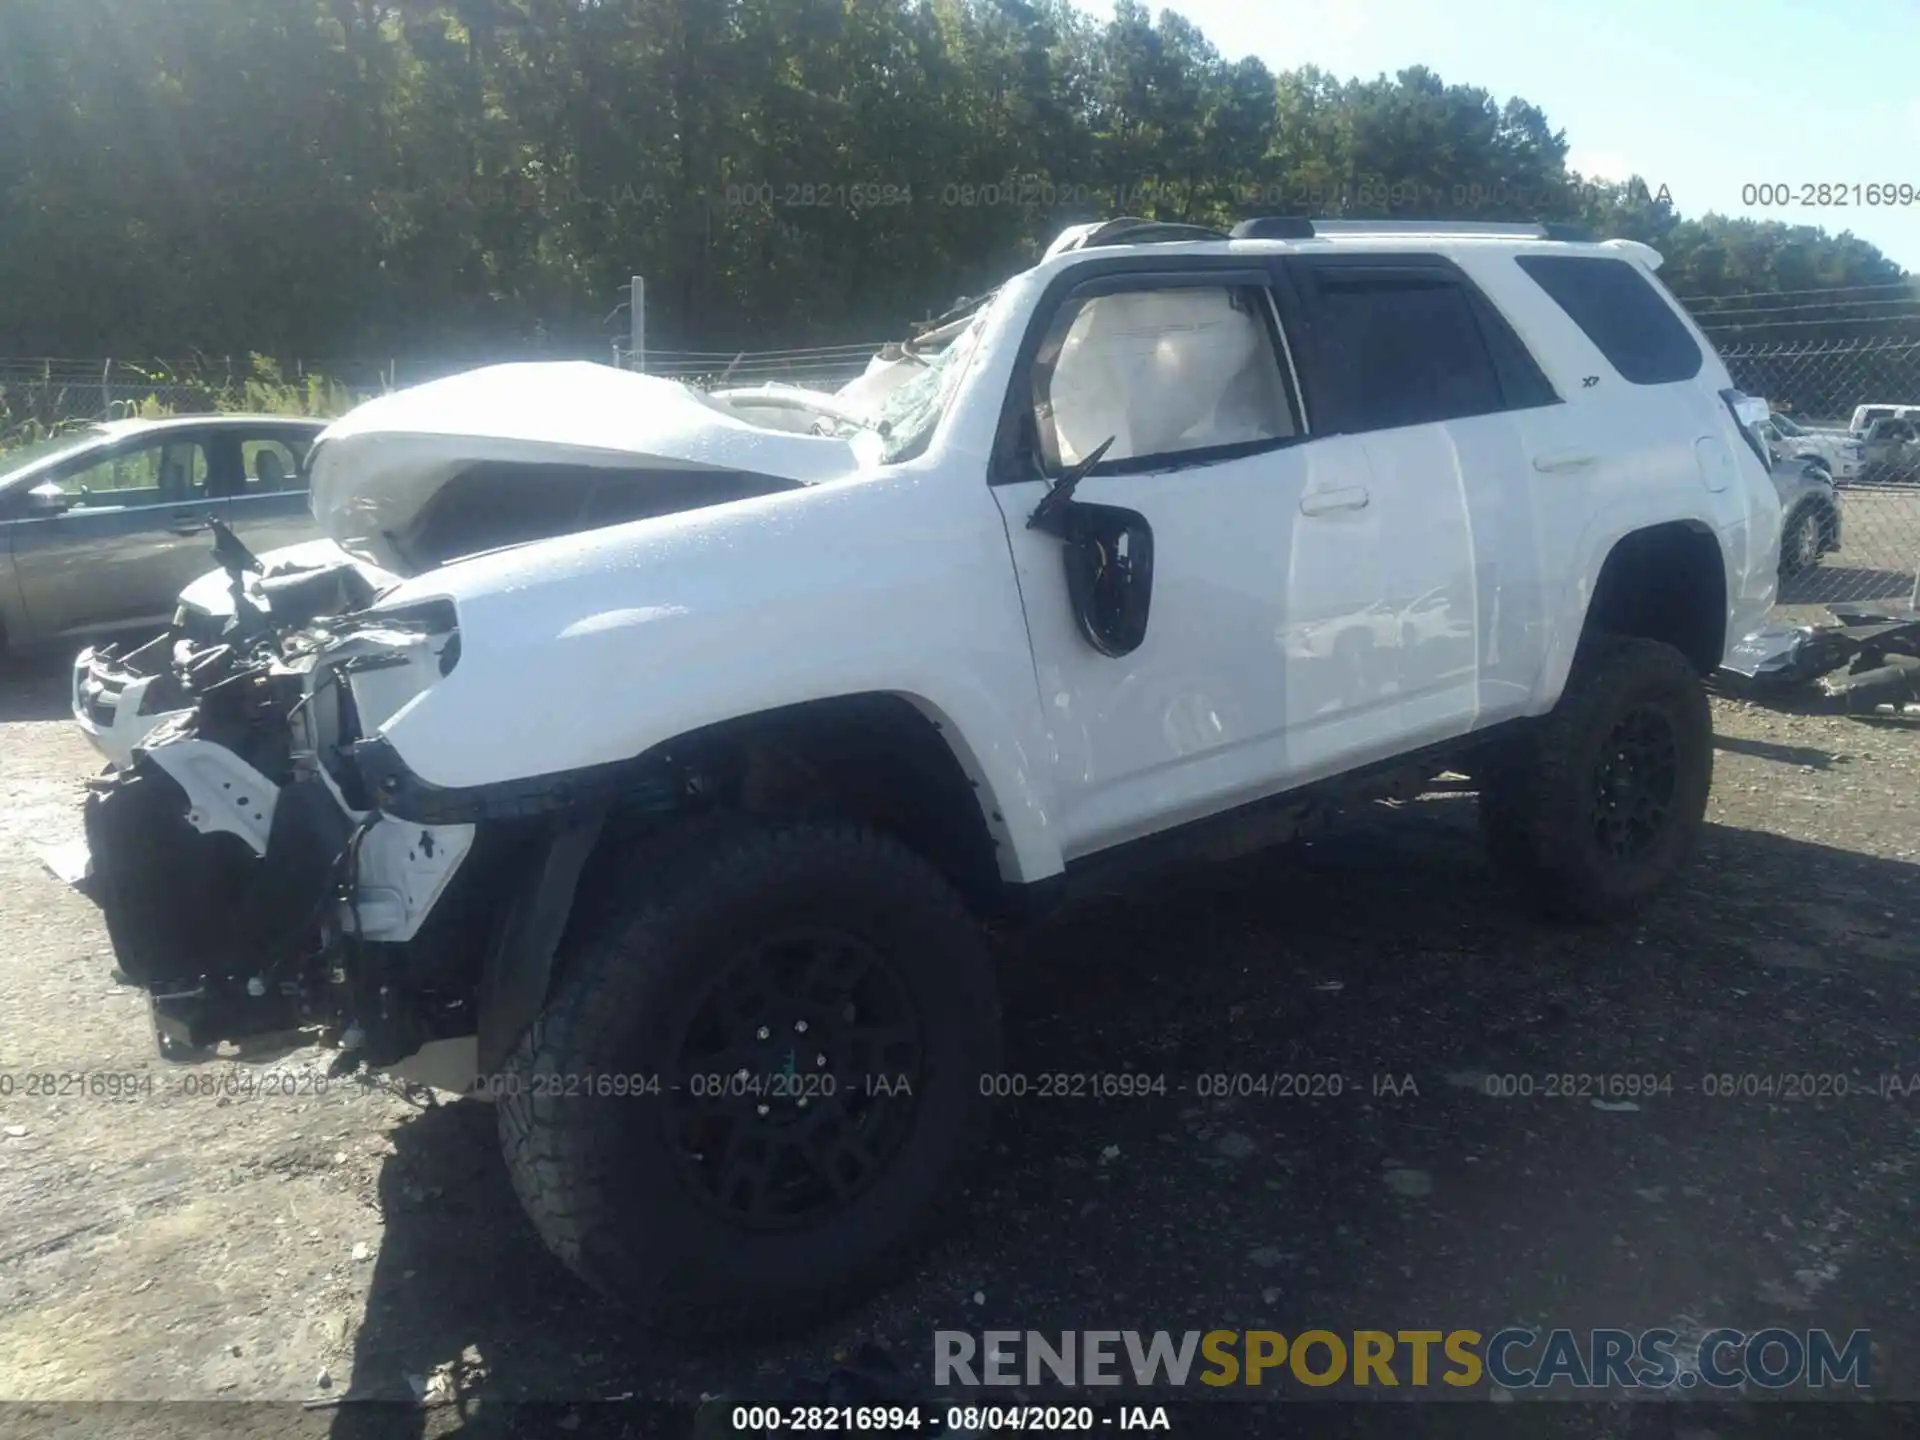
[84, 747, 346, 1056]
[85, 739, 482, 1064]
[79, 614, 482, 1064]
[72, 631, 193, 769]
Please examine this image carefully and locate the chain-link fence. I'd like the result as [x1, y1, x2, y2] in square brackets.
[620, 343, 887, 391]
[1716, 337, 1920, 607]
[0, 357, 390, 449]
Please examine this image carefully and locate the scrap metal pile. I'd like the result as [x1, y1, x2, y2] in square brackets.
[1722, 568, 1920, 712]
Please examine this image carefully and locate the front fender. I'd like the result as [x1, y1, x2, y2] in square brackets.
[356, 467, 1066, 884]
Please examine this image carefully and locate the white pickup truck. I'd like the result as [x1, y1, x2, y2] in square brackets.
[73, 217, 1780, 1338]
[1765, 411, 1864, 484]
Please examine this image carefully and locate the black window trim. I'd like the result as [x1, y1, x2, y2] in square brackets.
[1280, 253, 1562, 438]
[989, 255, 1310, 486]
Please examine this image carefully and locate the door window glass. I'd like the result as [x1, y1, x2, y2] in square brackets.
[1033, 285, 1295, 470]
[54, 439, 210, 508]
[240, 438, 309, 492]
[1303, 272, 1508, 431]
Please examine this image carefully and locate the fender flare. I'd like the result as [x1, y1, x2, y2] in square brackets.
[1536, 513, 1727, 706]
[475, 806, 606, 1076]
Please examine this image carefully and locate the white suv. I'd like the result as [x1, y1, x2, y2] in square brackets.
[75, 217, 1780, 1338]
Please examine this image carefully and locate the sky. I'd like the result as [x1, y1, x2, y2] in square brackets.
[1074, 0, 1920, 272]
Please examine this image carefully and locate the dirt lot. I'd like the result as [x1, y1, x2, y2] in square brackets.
[0, 651, 1916, 1435]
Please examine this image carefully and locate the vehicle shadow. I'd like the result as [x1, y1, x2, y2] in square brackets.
[324, 797, 1920, 1436]
[1712, 734, 1842, 769]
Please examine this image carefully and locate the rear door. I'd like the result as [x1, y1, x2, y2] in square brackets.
[11, 429, 226, 643]
[221, 425, 322, 554]
[1280, 254, 1556, 740]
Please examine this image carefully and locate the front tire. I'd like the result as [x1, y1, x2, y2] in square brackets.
[1479, 636, 1713, 921]
[498, 816, 1001, 1338]
[1779, 503, 1826, 578]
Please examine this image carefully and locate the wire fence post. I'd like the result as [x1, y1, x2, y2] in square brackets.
[630, 276, 646, 374]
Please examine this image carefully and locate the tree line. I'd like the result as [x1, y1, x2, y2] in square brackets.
[0, 0, 1910, 362]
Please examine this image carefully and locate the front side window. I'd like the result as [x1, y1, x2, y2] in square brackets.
[1297, 270, 1507, 432]
[1516, 253, 1704, 385]
[54, 438, 210, 507]
[1031, 284, 1295, 471]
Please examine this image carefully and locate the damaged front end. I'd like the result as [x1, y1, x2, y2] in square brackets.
[75, 542, 389, 769]
[81, 571, 496, 1077]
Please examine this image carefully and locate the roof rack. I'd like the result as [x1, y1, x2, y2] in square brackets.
[1230, 217, 1594, 243]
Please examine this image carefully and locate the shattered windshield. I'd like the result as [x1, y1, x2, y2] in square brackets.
[877, 302, 994, 464]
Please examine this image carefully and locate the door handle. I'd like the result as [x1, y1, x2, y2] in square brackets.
[1532, 449, 1598, 473]
[1299, 485, 1370, 516]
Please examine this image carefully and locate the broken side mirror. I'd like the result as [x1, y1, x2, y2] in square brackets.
[1058, 502, 1155, 658]
[1026, 439, 1155, 659]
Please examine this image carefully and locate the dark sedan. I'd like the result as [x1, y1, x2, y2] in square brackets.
[0, 414, 327, 654]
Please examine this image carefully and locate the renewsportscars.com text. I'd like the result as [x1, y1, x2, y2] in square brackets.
[934, 1328, 1872, 1391]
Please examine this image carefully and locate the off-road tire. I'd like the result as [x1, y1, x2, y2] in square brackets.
[1478, 636, 1712, 921]
[497, 815, 1001, 1338]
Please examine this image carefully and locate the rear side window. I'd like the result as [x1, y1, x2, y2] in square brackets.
[1516, 254, 1703, 385]
[1296, 270, 1508, 431]
[239, 437, 310, 493]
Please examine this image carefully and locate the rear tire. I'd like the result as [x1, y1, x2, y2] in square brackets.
[1479, 636, 1712, 921]
[497, 816, 1000, 1338]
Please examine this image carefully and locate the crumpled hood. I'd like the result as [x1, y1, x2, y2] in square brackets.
[308, 362, 863, 574]
[176, 538, 399, 619]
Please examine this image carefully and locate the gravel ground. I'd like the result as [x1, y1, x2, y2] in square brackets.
[0, 652, 1916, 1438]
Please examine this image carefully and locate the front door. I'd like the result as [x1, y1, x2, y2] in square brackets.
[12, 430, 227, 644]
[989, 261, 1392, 860]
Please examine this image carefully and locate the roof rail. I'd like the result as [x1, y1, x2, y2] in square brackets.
[1050, 217, 1231, 255]
[1230, 217, 1594, 243]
